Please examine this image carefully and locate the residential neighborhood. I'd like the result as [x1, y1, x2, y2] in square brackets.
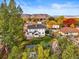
[23, 14, 79, 39]
[0, 0, 79, 59]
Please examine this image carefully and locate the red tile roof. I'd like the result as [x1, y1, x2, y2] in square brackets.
[60, 27, 79, 33]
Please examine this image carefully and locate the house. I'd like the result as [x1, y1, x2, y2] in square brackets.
[26, 45, 36, 49]
[59, 27, 79, 36]
[23, 23, 33, 33]
[25, 24, 46, 39]
[52, 25, 60, 32]
[76, 27, 79, 30]
[26, 45, 37, 59]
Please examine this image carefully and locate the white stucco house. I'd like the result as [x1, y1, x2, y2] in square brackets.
[25, 24, 46, 39]
[52, 25, 60, 32]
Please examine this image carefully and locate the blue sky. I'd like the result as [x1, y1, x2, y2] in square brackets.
[0, 0, 79, 16]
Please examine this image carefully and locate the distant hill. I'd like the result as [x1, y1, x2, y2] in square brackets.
[53, 15, 79, 18]
[22, 14, 79, 18]
[22, 14, 50, 18]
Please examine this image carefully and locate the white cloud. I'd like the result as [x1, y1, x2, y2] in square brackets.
[19, 1, 79, 16]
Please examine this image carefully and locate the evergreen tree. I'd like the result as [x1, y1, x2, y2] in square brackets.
[1, 0, 7, 9]
[9, 0, 16, 10]
[0, 0, 10, 44]
[0, 0, 24, 48]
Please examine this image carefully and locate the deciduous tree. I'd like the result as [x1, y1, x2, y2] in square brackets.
[62, 44, 77, 59]
[37, 44, 44, 59]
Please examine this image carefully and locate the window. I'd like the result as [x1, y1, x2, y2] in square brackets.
[42, 32, 44, 34]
